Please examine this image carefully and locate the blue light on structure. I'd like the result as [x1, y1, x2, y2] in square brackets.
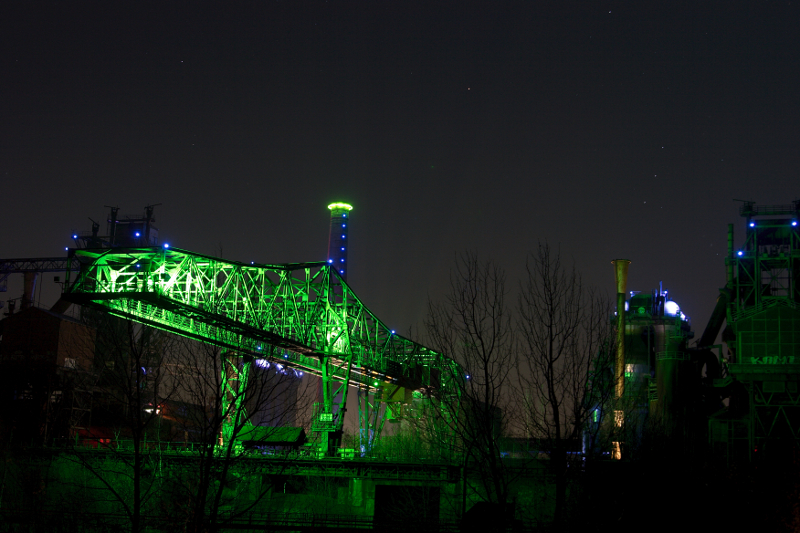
[328, 259, 333, 263]
[342, 213, 347, 217]
[136, 264, 141, 269]
[793, 221, 798, 226]
[65, 247, 69, 251]
[283, 353, 289, 359]
[342, 234, 346, 239]
[255, 359, 268, 368]
[341, 247, 345, 251]
[72, 234, 78, 239]
[340, 270, 344, 274]
[738, 250, 744, 256]
[466, 374, 471, 380]
[341, 258, 345, 262]
[750, 222, 755, 227]
[257, 345, 262, 350]
[163, 243, 170, 249]
[342, 224, 346, 228]
[135, 232, 141, 237]
[391, 330, 395, 334]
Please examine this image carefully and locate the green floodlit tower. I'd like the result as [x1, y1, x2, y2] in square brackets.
[323, 202, 396, 455]
[709, 200, 800, 465]
[317, 201, 353, 455]
[327, 202, 352, 281]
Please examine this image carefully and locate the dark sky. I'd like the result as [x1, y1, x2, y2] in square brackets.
[2, 2, 799, 339]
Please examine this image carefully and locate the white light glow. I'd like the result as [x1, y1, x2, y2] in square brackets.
[664, 301, 680, 316]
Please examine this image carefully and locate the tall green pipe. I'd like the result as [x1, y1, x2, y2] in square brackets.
[612, 260, 631, 400]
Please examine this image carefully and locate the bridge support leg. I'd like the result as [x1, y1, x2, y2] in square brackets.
[357, 385, 386, 456]
[314, 355, 353, 457]
[219, 352, 251, 450]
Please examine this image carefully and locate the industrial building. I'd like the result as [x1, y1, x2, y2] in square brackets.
[709, 200, 800, 465]
[1, 200, 799, 531]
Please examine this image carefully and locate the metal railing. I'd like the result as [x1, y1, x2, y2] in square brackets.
[740, 203, 800, 216]
[732, 297, 797, 322]
[656, 351, 688, 361]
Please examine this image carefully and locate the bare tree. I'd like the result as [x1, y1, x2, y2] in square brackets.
[169, 337, 314, 533]
[516, 243, 613, 529]
[423, 253, 516, 523]
[64, 312, 183, 533]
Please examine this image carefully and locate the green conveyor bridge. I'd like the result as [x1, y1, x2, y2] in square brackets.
[63, 246, 456, 455]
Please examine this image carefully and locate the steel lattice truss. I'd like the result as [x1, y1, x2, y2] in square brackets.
[0, 256, 80, 273]
[0, 256, 81, 286]
[64, 247, 450, 392]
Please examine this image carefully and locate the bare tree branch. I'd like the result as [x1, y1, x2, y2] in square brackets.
[422, 252, 516, 516]
[516, 242, 613, 528]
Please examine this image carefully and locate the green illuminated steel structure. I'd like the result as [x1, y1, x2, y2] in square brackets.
[710, 200, 800, 464]
[63, 246, 455, 455]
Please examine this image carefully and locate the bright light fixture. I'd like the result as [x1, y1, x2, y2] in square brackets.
[664, 301, 680, 316]
[327, 202, 353, 211]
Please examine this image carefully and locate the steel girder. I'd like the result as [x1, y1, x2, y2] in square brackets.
[0, 256, 80, 275]
[0, 256, 81, 290]
[64, 247, 455, 450]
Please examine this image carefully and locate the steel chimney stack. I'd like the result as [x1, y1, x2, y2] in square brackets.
[327, 202, 353, 282]
[612, 259, 631, 400]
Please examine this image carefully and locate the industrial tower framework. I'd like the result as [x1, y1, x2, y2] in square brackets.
[598, 261, 696, 461]
[710, 200, 800, 464]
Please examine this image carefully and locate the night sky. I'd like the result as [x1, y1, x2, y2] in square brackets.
[2, 2, 799, 340]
